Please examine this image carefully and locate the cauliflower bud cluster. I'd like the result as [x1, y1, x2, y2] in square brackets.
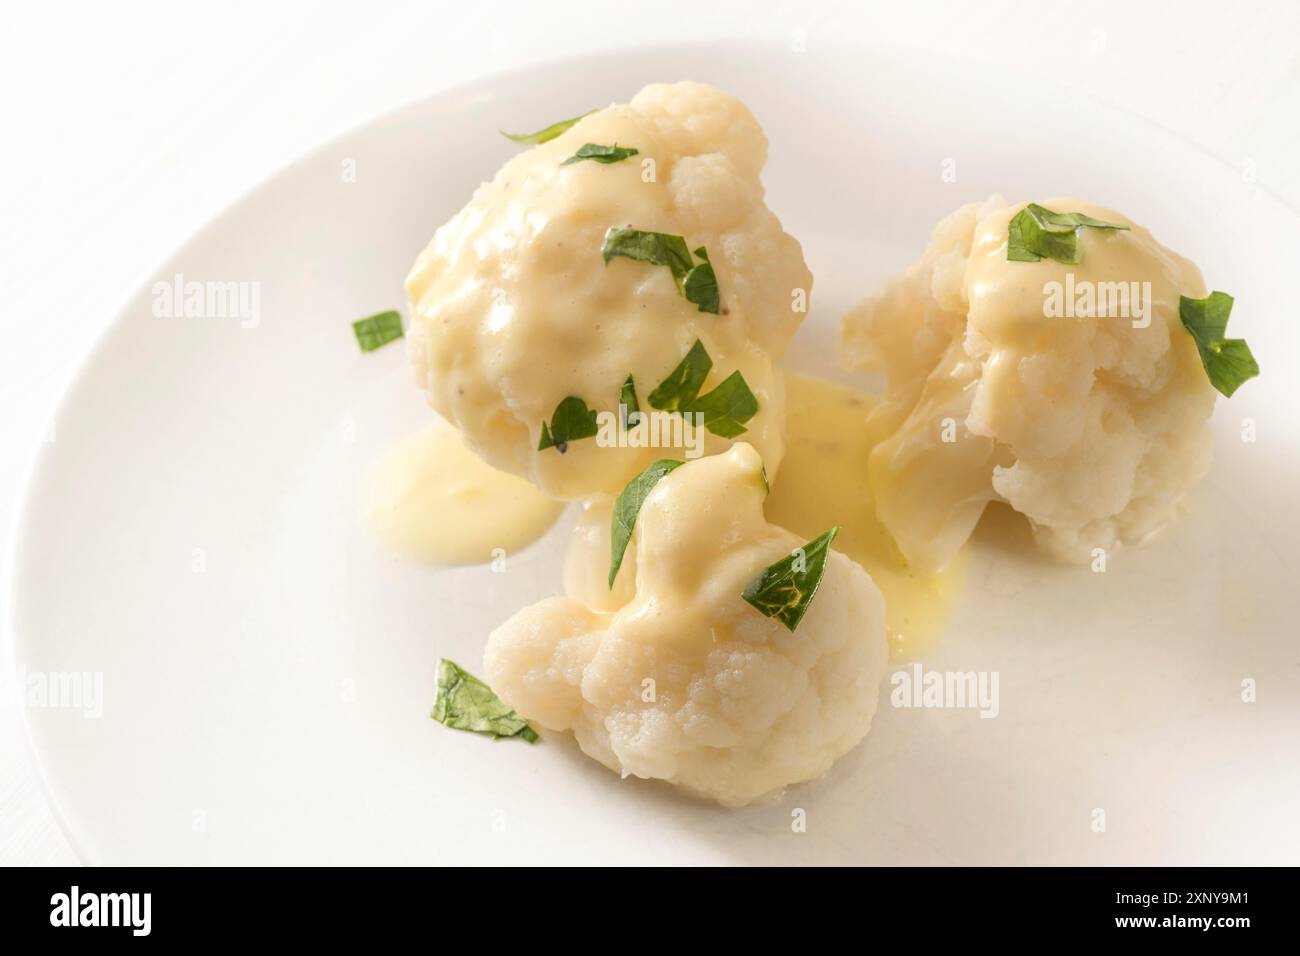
[483, 444, 889, 807]
[406, 82, 884, 806]
[840, 196, 1218, 569]
[406, 82, 813, 499]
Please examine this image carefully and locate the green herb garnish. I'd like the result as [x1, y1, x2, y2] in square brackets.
[648, 339, 713, 411]
[562, 143, 639, 165]
[601, 228, 721, 313]
[1007, 203, 1128, 264]
[741, 528, 839, 632]
[684, 370, 758, 438]
[501, 110, 595, 146]
[682, 246, 720, 314]
[1179, 291, 1259, 397]
[352, 310, 404, 352]
[619, 374, 641, 428]
[602, 227, 693, 276]
[431, 659, 538, 742]
[647, 339, 758, 437]
[608, 459, 684, 588]
[538, 396, 599, 452]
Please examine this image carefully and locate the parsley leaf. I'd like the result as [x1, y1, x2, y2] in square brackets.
[562, 143, 639, 165]
[647, 339, 758, 437]
[608, 459, 685, 588]
[682, 245, 720, 314]
[1179, 291, 1259, 397]
[601, 228, 721, 314]
[742, 528, 839, 632]
[352, 310, 404, 352]
[431, 659, 538, 742]
[538, 396, 599, 453]
[1007, 203, 1128, 264]
[684, 370, 757, 438]
[647, 339, 712, 411]
[602, 227, 694, 277]
[501, 111, 595, 145]
[620, 374, 641, 428]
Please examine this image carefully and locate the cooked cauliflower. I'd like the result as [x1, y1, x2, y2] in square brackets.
[562, 496, 636, 613]
[840, 196, 1216, 568]
[483, 443, 888, 806]
[406, 82, 812, 498]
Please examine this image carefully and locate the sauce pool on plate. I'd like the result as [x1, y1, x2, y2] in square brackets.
[766, 373, 967, 661]
[362, 420, 564, 566]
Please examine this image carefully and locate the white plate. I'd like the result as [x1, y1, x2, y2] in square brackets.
[8, 42, 1300, 865]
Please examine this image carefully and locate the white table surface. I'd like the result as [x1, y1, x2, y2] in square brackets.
[2, 0, 1297, 867]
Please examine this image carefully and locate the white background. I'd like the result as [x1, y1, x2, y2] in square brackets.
[1, 0, 1297, 866]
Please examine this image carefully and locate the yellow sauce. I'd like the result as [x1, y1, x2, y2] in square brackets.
[403, 90, 799, 500]
[766, 373, 966, 661]
[362, 421, 564, 566]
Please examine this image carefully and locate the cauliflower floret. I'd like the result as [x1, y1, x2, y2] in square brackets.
[562, 496, 636, 613]
[406, 82, 812, 498]
[840, 196, 1216, 568]
[484, 443, 888, 806]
